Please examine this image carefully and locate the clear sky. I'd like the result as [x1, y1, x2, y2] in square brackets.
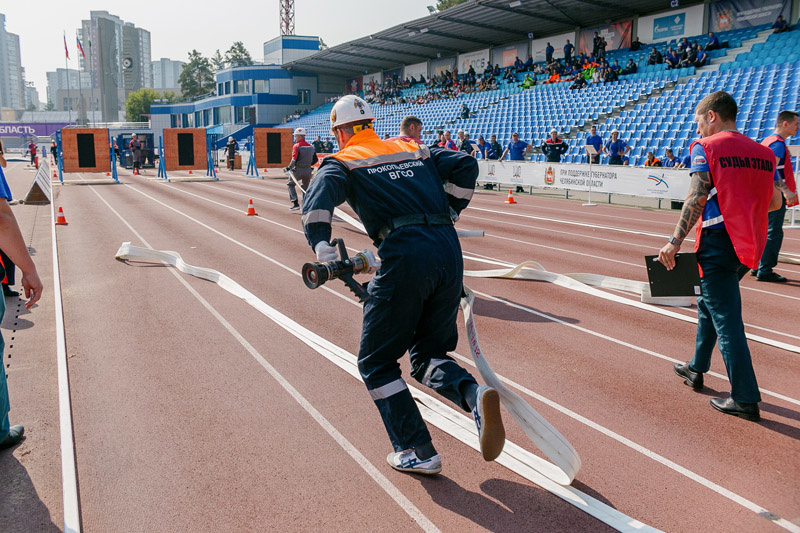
[2, 0, 438, 103]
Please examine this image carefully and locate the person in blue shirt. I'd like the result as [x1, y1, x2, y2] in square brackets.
[500, 132, 532, 161]
[564, 40, 574, 64]
[513, 56, 524, 72]
[545, 43, 554, 63]
[773, 15, 790, 34]
[602, 129, 629, 165]
[473, 136, 496, 160]
[705, 32, 721, 51]
[665, 47, 681, 70]
[522, 55, 533, 71]
[662, 148, 680, 167]
[585, 125, 603, 163]
[694, 48, 707, 67]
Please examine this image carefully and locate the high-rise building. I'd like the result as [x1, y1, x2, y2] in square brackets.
[152, 58, 185, 90]
[24, 81, 39, 110]
[0, 14, 24, 110]
[46, 68, 94, 113]
[79, 11, 152, 121]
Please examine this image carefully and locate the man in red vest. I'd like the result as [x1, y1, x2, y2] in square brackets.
[659, 91, 782, 421]
[753, 110, 799, 282]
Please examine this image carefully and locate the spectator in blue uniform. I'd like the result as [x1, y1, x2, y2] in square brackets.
[500, 132, 532, 161]
[585, 125, 603, 163]
[473, 136, 496, 159]
[773, 15, 790, 33]
[545, 43, 554, 63]
[662, 148, 680, 167]
[0, 163, 43, 451]
[603, 130, 630, 165]
[301, 95, 506, 475]
[705, 32, 721, 51]
[489, 134, 502, 160]
[564, 40, 574, 63]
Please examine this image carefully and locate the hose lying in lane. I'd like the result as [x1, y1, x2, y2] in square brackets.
[113, 243, 662, 532]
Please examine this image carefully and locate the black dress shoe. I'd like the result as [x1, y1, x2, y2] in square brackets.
[0, 425, 24, 450]
[2, 285, 18, 297]
[749, 269, 757, 277]
[756, 272, 787, 283]
[674, 362, 704, 390]
[710, 397, 760, 421]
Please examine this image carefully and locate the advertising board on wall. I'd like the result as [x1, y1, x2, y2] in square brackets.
[0, 122, 72, 137]
[638, 5, 705, 43]
[578, 20, 633, 56]
[710, 0, 789, 32]
[531, 32, 574, 63]
[404, 61, 428, 81]
[458, 48, 491, 74]
[430, 56, 457, 77]
[477, 160, 690, 201]
[491, 41, 529, 68]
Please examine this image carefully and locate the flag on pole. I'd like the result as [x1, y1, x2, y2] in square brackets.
[63, 32, 69, 59]
[76, 36, 86, 59]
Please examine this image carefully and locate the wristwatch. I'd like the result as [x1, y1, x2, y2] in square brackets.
[668, 236, 682, 246]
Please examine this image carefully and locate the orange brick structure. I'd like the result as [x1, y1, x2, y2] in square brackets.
[253, 128, 292, 169]
[61, 128, 111, 173]
[163, 128, 207, 171]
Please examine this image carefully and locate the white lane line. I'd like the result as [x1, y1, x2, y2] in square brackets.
[444, 343, 800, 533]
[88, 186, 440, 533]
[50, 201, 81, 533]
[112, 180, 798, 531]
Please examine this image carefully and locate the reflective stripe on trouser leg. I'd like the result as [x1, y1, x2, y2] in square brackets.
[0, 294, 9, 441]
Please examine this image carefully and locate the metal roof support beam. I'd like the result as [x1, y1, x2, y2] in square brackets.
[435, 15, 529, 37]
[569, 0, 630, 13]
[371, 35, 460, 53]
[350, 43, 430, 59]
[476, 1, 574, 26]
[404, 26, 495, 46]
[541, 0, 582, 27]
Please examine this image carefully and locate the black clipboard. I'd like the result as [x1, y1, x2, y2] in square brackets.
[645, 253, 701, 297]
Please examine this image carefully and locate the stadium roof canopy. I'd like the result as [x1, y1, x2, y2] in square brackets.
[283, 0, 703, 77]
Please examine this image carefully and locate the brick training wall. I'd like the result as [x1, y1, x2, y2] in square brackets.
[61, 128, 111, 173]
[254, 128, 292, 169]
[164, 128, 207, 171]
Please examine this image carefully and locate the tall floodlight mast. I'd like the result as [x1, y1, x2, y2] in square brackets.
[280, 0, 295, 35]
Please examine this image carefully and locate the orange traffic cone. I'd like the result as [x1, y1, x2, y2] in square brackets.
[134, 168, 138, 175]
[245, 199, 258, 216]
[263, 169, 268, 173]
[52, 170, 57, 178]
[55, 207, 69, 225]
[106, 171, 111, 176]
[188, 170, 193, 174]
[505, 190, 517, 204]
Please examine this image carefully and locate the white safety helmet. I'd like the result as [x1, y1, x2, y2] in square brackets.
[329, 94, 375, 130]
[228, 136, 234, 142]
[293, 127, 307, 137]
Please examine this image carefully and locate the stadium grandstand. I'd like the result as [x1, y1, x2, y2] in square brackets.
[277, 0, 798, 169]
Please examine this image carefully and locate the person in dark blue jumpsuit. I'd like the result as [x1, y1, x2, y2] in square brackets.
[302, 95, 505, 474]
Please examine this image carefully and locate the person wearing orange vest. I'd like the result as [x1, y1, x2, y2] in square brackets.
[0, 162, 43, 449]
[753, 110, 799, 282]
[302, 95, 505, 474]
[660, 91, 782, 421]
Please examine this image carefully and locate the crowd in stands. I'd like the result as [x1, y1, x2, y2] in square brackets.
[281, 108, 310, 123]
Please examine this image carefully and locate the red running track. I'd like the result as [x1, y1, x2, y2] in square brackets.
[1, 163, 798, 532]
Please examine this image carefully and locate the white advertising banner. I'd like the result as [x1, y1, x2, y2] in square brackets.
[363, 71, 383, 86]
[531, 32, 574, 63]
[478, 160, 690, 200]
[404, 61, 428, 81]
[458, 48, 491, 73]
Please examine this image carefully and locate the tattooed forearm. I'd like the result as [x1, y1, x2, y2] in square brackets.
[673, 171, 712, 240]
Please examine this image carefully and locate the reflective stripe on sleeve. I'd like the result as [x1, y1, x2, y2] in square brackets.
[368, 379, 408, 401]
[444, 181, 474, 200]
[339, 145, 430, 170]
[302, 209, 333, 226]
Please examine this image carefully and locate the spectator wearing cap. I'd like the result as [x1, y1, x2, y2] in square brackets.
[662, 148, 680, 167]
[603, 129, 629, 165]
[473, 136, 496, 160]
[644, 152, 662, 167]
[773, 15, 790, 34]
[541, 129, 568, 163]
[564, 39, 574, 64]
[489, 134, 502, 160]
[585, 125, 603, 164]
[500, 132, 532, 161]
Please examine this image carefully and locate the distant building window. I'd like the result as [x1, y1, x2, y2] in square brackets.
[214, 106, 231, 125]
[234, 80, 249, 93]
[254, 79, 269, 93]
[218, 83, 223, 96]
[171, 114, 181, 127]
[195, 111, 202, 127]
[298, 89, 311, 105]
[224, 81, 231, 95]
[183, 113, 194, 127]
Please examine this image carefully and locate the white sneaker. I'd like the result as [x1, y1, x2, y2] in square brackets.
[387, 449, 442, 475]
[473, 385, 505, 461]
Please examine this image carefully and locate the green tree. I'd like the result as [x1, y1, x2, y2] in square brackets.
[44, 101, 55, 111]
[179, 49, 215, 99]
[126, 89, 180, 121]
[319, 38, 328, 51]
[225, 41, 253, 67]
[436, 0, 468, 9]
[211, 49, 226, 71]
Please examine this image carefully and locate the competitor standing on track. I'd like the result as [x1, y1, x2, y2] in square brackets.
[753, 110, 799, 283]
[286, 127, 317, 211]
[129, 134, 142, 175]
[224, 137, 238, 171]
[302, 95, 505, 474]
[603, 130, 629, 165]
[541, 129, 568, 163]
[0, 161, 43, 449]
[660, 91, 781, 421]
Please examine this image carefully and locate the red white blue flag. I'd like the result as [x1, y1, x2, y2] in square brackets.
[63, 32, 69, 59]
[76, 36, 85, 59]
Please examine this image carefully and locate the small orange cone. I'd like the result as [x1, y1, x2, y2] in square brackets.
[263, 169, 268, 173]
[52, 170, 57, 178]
[188, 170, 193, 174]
[133, 168, 138, 175]
[505, 190, 517, 204]
[55, 207, 69, 225]
[106, 171, 110, 176]
[245, 199, 258, 216]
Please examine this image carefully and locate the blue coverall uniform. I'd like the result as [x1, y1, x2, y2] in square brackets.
[302, 128, 480, 452]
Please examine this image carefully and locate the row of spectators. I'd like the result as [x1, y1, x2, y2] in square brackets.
[281, 108, 310, 123]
